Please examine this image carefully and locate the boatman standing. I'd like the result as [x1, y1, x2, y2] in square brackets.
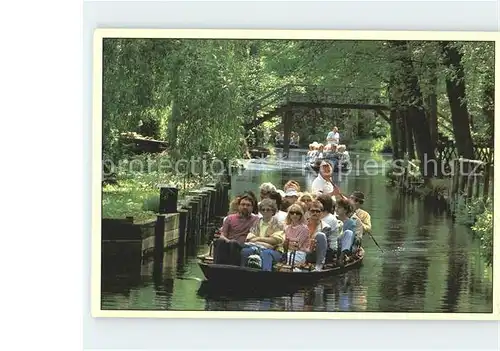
[326, 126, 340, 145]
[311, 160, 336, 200]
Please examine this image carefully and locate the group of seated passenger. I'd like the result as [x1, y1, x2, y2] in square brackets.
[306, 142, 350, 169]
[210, 180, 372, 272]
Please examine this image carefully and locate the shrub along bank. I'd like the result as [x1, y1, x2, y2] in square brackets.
[102, 152, 218, 221]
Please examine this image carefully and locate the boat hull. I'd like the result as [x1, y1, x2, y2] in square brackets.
[198, 253, 364, 292]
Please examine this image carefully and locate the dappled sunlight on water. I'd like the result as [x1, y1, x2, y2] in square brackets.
[101, 150, 493, 313]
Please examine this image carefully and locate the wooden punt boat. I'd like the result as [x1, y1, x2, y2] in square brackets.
[197, 248, 364, 291]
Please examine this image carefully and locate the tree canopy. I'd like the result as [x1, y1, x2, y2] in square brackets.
[102, 38, 494, 164]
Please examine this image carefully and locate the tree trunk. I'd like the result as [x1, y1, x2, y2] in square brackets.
[425, 63, 438, 150]
[168, 100, 179, 146]
[440, 41, 474, 160]
[388, 41, 410, 160]
[388, 78, 401, 159]
[398, 108, 407, 156]
[241, 136, 251, 159]
[482, 74, 494, 147]
[249, 42, 259, 57]
[389, 109, 401, 159]
[248, 41, 260, 98]
[395, 40, 437, 178]
[405, 112, 416, 159]
[167, 60, 181, 148]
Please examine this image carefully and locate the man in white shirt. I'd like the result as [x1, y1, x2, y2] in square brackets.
[311, 161, 336, 198]
[326, 126, 340, 145]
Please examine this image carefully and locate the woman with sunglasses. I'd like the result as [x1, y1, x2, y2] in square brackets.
[283, 204, 310, 268]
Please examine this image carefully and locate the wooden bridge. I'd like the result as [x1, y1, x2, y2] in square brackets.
[244, 84, 391, 155]
[244, 84, 473, 158]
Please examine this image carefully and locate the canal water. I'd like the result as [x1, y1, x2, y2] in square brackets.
[101, 150, 493, 313]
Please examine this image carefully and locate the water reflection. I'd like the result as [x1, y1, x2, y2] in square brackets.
[399, 206, 431, 312]
[441, 226, 468, 312]
[101, 150, 493, 313]
[200, 270, 368, 312]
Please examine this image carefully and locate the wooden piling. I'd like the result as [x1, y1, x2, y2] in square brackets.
[101, 218, 143, 267]
[159, 186, 179, 214]
[177, 208, 189, 245]
[204, 186, 216, 222]
[102, 175, 231, 269]
[181, 202, 194, 242]
[188, 196, 201, 241]
[154, 214, 165, 262]
[205, 184, 217, 219]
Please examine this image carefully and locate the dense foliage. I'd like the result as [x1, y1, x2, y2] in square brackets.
[455, 197, 494, 266]
[102, 38, 494, 261]
[102, 39, 494, 159]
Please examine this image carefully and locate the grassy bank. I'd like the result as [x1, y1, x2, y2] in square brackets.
[102, 153, 217, 221]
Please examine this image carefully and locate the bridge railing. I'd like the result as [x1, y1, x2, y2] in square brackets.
[249, 83, 389, 111]
[248, 85, 290, 118]
[246, 83, 390, 125]
[286, 84, 388, 105]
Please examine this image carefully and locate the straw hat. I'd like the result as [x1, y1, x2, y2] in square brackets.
[350, 191, 365, 204]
